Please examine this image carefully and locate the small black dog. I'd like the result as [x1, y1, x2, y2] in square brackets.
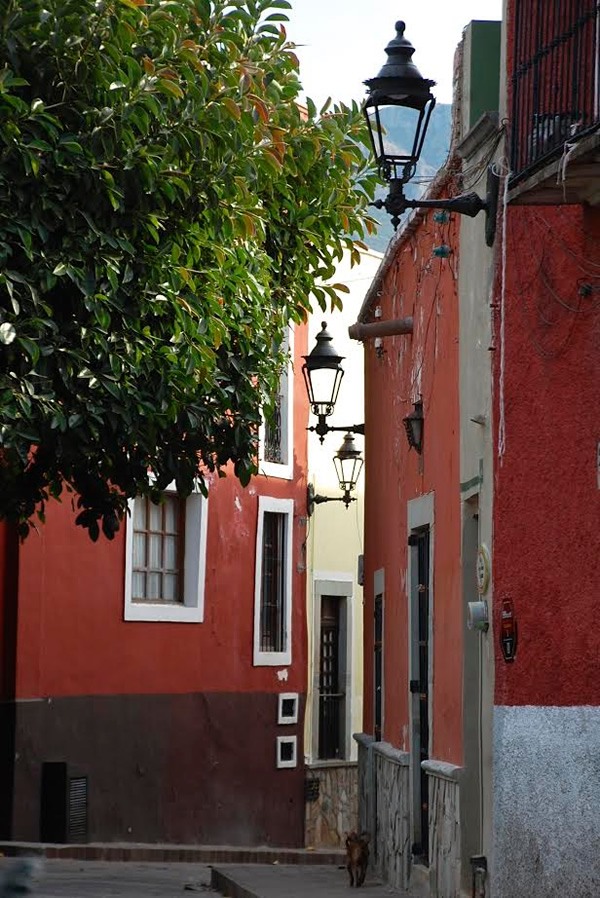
[345, 831, 370, 887]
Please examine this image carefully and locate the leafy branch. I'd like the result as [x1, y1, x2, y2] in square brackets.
[0, 0, 378, 539]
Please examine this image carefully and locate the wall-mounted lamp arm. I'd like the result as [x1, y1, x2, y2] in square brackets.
[371, 184, 486, 223]
[371, 167, 500, 244]
[308, 419, 365, 442]
[307, 484, 356, 517]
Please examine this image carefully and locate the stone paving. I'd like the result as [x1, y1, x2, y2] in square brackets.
[0, 859, 212, 898]
[211, 863, 417, 898]
[0, 855, 429, 898]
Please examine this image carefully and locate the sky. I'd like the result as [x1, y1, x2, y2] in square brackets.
[285, 0, 503, 108]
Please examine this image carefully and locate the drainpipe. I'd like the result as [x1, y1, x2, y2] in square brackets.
[348, 317, 413, 341]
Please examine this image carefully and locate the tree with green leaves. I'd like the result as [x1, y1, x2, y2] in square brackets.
[0, 0, 376, 539]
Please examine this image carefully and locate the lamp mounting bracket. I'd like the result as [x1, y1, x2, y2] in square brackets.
[371, 165, 500, 245]
[307, 483, 356, 517]
[307, 419, 365, 444]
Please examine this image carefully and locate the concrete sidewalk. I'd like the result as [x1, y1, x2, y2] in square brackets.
[0, 858, 212, 897]
[211, 863, 431, 898]
[0, 849, 431, 898]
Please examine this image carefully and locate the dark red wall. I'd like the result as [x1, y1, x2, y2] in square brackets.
[362, 205, 463, 764]
[1, 325, 310, 845]
[11, 692, 306, 846]
[0, 522, 18, 701]
[492, 204, 600, 707]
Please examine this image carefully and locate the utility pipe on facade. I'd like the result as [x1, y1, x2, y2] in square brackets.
[348, 317, 413, 342]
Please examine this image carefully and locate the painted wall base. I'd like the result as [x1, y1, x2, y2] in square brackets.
[493, 705, 600, 897]
[3, 692, 305, 846]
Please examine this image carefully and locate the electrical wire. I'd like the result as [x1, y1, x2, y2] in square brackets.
[408, 125, 505, 194]
[530, 208, 600, 274]
[502, 206, 591, 363]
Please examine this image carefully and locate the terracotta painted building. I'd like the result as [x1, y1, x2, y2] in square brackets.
[354, 3, 600, 897]
[491, 1, 600, 895]
[353, 169, 466, 896]
[0, 323, 310, 847]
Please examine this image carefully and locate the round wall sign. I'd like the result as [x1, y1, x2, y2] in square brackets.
[476, 544, 491, 595]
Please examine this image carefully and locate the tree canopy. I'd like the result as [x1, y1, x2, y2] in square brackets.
[0, 0, 376, 539]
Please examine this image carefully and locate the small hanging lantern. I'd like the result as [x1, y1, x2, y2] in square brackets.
[333, 432, 364, 504]
[403, 400, 424, 453]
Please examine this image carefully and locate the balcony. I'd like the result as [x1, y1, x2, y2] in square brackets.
[509, 0, 600, 205]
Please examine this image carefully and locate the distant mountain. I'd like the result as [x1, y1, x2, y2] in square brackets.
[365, 103, 453, 253]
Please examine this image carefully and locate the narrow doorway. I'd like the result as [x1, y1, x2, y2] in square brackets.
[318, 595, 345, 759]
[461, 497, 483, 880]
[409, 527, 430, 866]
[373, 591, 383, 741]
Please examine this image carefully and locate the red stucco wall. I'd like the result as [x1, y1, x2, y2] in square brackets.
[363, 205, 463, 765]
[492, 204, 600, 707]
[10, 325, 309, 701]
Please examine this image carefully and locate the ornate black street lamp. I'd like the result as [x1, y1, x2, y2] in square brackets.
[302, 322, 365, 443]
[307, 433, 364, 516]
[303, 323, 366, 513]
[364, 20, 499, 243]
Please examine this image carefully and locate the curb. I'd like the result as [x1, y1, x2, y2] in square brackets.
[211, 867, 260, 898]
[0, 842, 345, 866]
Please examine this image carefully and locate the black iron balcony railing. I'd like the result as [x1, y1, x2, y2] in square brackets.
[510, 0, 600, 184]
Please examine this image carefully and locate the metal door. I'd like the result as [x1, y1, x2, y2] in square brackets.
[409, 528, 430, 865]
[318, 596, 344, 759]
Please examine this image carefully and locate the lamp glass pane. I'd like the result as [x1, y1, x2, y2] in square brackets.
[306, 367, 343, 414]
[412, 418, 423, 449]
[333, 453, 364, 492]
[366, 104, 423, 169]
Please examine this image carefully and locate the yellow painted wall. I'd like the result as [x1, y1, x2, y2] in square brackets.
[304, 246, 383, 764]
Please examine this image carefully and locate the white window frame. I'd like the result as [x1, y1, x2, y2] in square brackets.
[253, 496, 294, 666]
[124, 483, 208, 623]
[258, 327, 294, 480]
[276, 735, 298, 769]
[278, 692, 299, 725]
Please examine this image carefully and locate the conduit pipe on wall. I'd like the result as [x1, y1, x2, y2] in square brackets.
[348, 317, 413, 342]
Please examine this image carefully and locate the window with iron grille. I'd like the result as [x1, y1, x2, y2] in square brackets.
[124, 486, 208, 623]
[259, 329, 293, 479]
[264, 392, 284, 463]
[260, 511, 286, 651]
[253, 496, 293, 665]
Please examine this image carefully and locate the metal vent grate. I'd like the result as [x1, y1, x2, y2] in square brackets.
[68, 776, 88, 843]
[304, 777, 320, 803]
